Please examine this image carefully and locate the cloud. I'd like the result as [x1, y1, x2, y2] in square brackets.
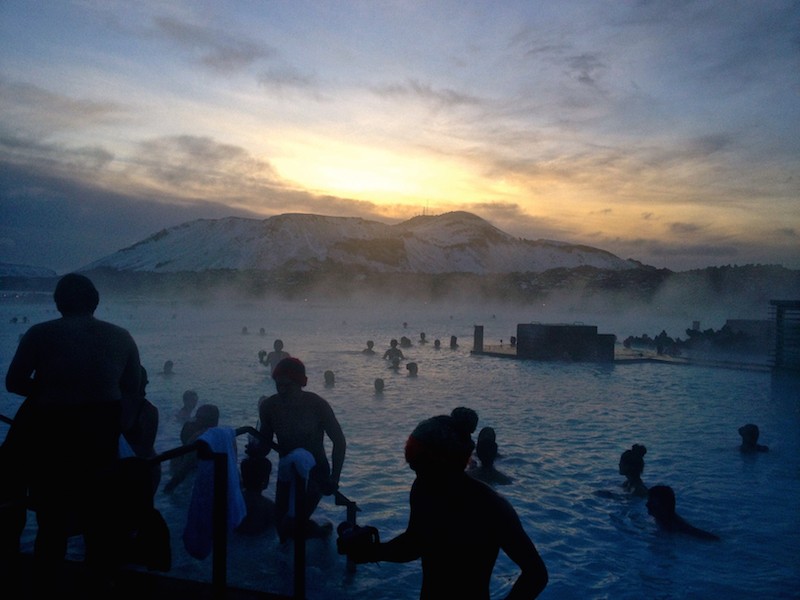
[152, 16, 274, 72]
[0, 78, 129, 138]
[669, 222, 704, 235]
[372, 78, 482, 109]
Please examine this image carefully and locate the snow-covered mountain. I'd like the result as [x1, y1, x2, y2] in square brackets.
[81, 211, 639, 274]
[0, 263, 58, 278]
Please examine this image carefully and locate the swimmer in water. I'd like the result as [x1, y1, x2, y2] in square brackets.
[468, 427, 513, 485]
[646, 485, 720, 541]
[618, 444, 648, 497]
[738, 424, 768, 453]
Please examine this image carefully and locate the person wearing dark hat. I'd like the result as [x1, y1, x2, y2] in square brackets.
[250, 357, 346, 538]
[340, 414, 548, 599]
[4, 272, 142, 591]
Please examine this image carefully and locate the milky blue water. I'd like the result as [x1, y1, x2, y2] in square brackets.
[2, 295, 799, 599]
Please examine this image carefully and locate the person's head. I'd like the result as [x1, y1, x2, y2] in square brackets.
[195, 404, 220, 428]
[646, 485, 676, 519]
[477, 426, 496, 443]
[419, 332, 426, 340]
[366, 340, 374, 349]
[163, 360, 174, 374]
[404, 415, 475, 476]
[374, 378, 384, 393]
[182, 390, 199, 409]
[434, 339, 441, 348]
[619, 444, 646, 478]
[272, 357, 308, 393]
[53, 273, 99, 316]
[738, 423, 760, 445]
[619, 449, 644, 480]
[390, 339, 398, 347]
[406, 362, 418, 376]
[450, 407, 479, 434]
[476, 427, 498, 464]
[273, 339, 284, 351]
[324, 369, 335, 386]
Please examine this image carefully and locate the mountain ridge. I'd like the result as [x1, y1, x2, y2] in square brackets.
[80, 211, 640, 275]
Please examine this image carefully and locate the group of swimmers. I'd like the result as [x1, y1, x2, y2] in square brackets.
[616, 424, 769, 541]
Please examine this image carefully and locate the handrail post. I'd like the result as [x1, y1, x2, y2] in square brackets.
[293, 468, 306, 600]
[211, 450, 228, 600]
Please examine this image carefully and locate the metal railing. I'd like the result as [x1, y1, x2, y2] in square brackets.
[0, 417, 360, 600]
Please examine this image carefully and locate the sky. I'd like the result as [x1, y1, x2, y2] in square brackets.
[0, 0, 798, 274]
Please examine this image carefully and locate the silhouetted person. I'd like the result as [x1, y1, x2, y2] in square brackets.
[406, 362, 418, 377]
[618, 444, 648, 497]
[324, 370, 335, 387]
[419, 332, 427, 344]
[450, 335, 458, 349]
[646, 485, 720, 541]
[121, 365, 161, 493]
[362, 340, 376, 355]
[433, 339, 441, 350]
[341, 414, 548, 598]
[450, 406, 478, 436]
[162, 360, 174, 375]
[469, 426, 513, 485]
[383, 339, 405, 362]
[400, 336, 413, 348]
[261, 339, 290, 374]
[236, 455, 275, 535]
[738, 423, 768, 453]
[374, 378, 385, 394]
[249, 357, 346, 540]
[164, 404, 220, 494]
[3, 273, 142, 591]
[176, 389, 198, 424]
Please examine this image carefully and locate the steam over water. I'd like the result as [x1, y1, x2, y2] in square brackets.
[2, 295, 799, 599]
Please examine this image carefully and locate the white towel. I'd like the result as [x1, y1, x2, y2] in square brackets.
[183, 427, 247, 560]
[277, 448, 316, 517]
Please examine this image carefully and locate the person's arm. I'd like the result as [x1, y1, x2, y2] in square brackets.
[323, 404, 346, 489]
[498, 498, 548, 600]
[352, 487, 422, 564]
[5, 331, 36, 398]
[118, 333, 142, 434]
[249, 397, 275, 458]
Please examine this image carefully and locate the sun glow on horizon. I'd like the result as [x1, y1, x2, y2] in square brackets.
[271, 136, 530, 208]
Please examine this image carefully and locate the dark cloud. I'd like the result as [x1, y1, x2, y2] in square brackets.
[466, 202, 574, 241]
[0, 78, 128, 136]
[258, 68, 317, 91]
[372, 79, 482, 109]
[669, 222, 704, 235]
[153, 16, 274, 72]
[0, 159, 259, 272]
[131, 135, 280, 190]
[566, 52, 606, 87]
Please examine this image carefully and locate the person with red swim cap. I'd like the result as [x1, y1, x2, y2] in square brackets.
[249, 357, 346, 539]
[341, 414, 548, 599]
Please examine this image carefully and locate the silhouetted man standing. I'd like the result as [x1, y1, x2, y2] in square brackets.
[4, 273, 142, 592]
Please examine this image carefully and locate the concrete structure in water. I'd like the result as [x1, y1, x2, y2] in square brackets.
[770, 300, 800, 372]
[471, 323, 616, 362]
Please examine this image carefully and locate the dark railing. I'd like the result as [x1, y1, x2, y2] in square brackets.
[0, 417, 360, 600]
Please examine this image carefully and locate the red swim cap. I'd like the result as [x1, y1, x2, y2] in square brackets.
[272, 357, 308, 387]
